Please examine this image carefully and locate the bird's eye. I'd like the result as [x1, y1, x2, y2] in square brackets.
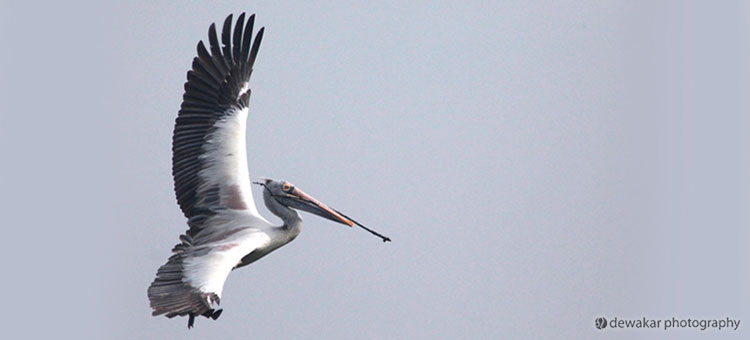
[282, 183, 292, 192]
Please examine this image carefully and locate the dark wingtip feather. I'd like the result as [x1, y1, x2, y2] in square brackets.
[207, 23, 220, 55]
[207, 23, 217, 45]
[196, 40, 207, 55]
[241, 14, 256, 62]
[221, 14, 233, 63]
[207, 22, 228, 74]
[233, 13, 246, 63]
[248, 27, 264, 67]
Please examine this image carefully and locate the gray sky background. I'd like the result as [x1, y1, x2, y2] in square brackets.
[1, 1, 748, 339]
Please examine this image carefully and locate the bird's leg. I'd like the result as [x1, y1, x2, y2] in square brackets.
[188, 313, 195, 329]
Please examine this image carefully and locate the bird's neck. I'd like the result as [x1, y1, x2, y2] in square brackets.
[274, 209, 302, 245]
[279, 210, 302, 232]
[263, 192, 303, 237]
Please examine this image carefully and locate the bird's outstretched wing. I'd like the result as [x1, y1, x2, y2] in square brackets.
[172, 13, 265, 237]
[148, 13, 270, 325]
[148, 216, 271, 323]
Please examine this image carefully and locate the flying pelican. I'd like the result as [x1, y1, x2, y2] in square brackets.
[147, 13, 389, 329]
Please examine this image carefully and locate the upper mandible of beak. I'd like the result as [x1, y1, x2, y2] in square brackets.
[292, 187, 353, 227]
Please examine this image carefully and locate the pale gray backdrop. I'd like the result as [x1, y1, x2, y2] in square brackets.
[1, 1, 748, 339]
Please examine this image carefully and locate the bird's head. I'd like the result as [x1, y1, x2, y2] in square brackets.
[254, 178, 353, 227]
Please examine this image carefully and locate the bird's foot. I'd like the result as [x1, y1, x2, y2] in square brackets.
[188, 313, 195, 329]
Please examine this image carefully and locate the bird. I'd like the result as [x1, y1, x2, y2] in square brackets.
[147, 13, 389, 329]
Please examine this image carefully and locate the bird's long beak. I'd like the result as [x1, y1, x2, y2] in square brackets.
[285, 187, 353, 227]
